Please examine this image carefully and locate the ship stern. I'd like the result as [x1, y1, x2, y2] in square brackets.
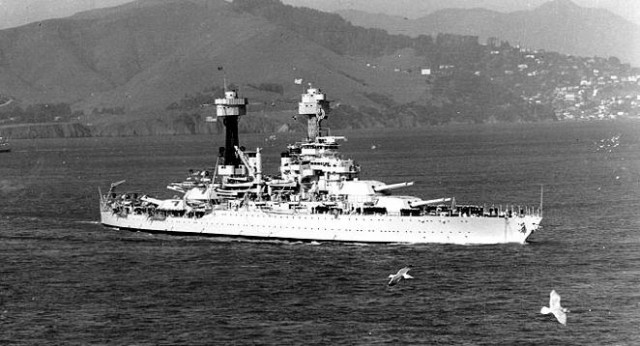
[518, 215, 542, 243]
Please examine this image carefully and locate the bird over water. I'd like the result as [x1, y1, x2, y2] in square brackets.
[388, 266, 414, 286]
[540, 290, 569, 325]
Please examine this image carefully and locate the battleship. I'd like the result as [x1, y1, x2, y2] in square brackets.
[100, 85, 542, 244]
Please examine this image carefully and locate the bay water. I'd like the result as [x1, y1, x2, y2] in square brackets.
[1, 121, 639, 345]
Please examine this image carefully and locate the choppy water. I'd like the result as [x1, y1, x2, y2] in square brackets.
[1, 121, 639, 345]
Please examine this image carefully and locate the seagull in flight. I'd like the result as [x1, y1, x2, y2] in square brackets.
[540, 290, 569, 325]
[388, 266, 414, 286]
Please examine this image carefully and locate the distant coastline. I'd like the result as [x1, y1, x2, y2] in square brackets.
[0, 117, 632, 139]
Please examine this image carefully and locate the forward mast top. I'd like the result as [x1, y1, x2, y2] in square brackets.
[214, 78, 248, 169]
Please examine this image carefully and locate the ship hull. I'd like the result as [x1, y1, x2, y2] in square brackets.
[100, 208, 539, 245]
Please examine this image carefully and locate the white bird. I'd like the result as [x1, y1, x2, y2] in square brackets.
[388, 266, 413, 286]
[540, 290, 569, 325]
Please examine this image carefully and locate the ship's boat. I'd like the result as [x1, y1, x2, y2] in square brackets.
[266, 178, 297, 189]
[0, 137, 10, 153]
[100, 85, 542, 244]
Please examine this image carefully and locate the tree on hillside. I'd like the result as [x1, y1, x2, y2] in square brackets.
[0, 102, 80, 124]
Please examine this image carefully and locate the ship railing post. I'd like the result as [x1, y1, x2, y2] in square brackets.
[539, 184, 544, 218]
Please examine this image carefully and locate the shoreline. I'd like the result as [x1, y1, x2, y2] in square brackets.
[0, 117, 634, 140]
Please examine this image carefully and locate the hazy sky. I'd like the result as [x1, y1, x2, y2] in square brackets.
[0, 0, 133, 29]
[0, 0, 638, 30]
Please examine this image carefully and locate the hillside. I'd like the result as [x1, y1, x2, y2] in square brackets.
[2, 0, 636, 138]
[0, 0, 424, 113]
[338, 0, 640, 67]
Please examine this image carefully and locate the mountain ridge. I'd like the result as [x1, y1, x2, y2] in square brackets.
[338, 0, 640, 66]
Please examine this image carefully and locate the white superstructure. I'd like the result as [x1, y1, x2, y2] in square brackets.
[100, 85, 542, 244]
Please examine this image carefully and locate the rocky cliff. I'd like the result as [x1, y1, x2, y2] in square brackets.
[0, 122, 92, 139]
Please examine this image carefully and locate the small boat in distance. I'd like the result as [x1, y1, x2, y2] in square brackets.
[0, 136, 10, 153]
[100, 82, 543, 245]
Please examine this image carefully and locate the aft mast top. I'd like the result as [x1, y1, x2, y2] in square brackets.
[298, 86, 331, 141]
